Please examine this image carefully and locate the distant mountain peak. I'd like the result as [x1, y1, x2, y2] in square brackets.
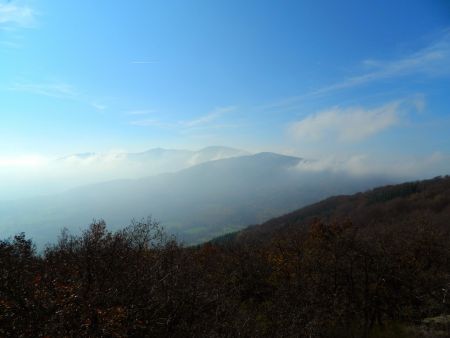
[252, 152, 301, 160]
[198, 145, 249, 153]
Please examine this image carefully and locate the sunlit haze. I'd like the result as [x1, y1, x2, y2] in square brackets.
[1, 0, 450, 240]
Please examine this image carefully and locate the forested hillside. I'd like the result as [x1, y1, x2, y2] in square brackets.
[220, 175, 450, 244]
[1, 177, 449, 337]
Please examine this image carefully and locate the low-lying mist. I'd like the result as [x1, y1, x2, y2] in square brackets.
[1, 146, 449, 248]
[0, 146, 249, 201]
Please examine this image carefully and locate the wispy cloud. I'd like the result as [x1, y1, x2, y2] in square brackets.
[9, 82, 79, 99]
[314, 32, 450, 95]
[126, 110, 155, 116]
[129, 106, 237, 131]
[0, 36, 22, 48]
[264, 29, 450, 112]
[0, 1, 36, 29]
[92, 102, 107, 111]
[6, 81, 109, 113]
[129, 119, 169, 128]
[0, 1, 36, 48]
[181, 106, 236, 128]
[289, 97, 422, 142]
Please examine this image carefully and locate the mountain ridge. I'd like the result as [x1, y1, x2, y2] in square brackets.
[0, 152, 388, 247]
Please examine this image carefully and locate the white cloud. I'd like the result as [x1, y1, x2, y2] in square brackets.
[0, 1, 35, 29]
[295, 155, 376, 176]
[9, 82, 79, 99]
[295, 152, 450, 179]
[289, 101, 403, 142]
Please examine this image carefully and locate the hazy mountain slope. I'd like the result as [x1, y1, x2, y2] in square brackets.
[109, 146, 250, 173]
[54, 145, 250, 184]
[0, 152, 389, 247]
[0, 146, 249, 201]
[221, 175, 450, 244]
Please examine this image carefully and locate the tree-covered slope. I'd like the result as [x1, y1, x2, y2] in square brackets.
[217, 175, 450, 244]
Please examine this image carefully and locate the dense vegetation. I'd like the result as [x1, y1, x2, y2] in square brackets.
[1, 177, 450, 337]
[224, 175, 450, 244]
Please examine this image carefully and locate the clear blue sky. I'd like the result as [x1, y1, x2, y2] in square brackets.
[1, 0, 450, 166]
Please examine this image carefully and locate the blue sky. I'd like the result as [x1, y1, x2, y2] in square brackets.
[1, 0, 450, 172]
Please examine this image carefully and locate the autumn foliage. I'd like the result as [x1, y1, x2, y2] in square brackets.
[0, 216, 449, 337]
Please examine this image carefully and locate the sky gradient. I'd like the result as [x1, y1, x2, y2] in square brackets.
[1, 0, 450, 175]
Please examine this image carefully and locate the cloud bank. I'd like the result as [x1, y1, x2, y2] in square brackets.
[289, 97, 423, 142]
[295, 152, 450, 180]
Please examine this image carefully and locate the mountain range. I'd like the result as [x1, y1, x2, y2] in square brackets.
[0, 146, 249, 201]
[0, 150, 390, 247]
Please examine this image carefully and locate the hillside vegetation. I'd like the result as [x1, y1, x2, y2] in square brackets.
[222, 175, 450, 244]
[1, 177, 450, 337]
